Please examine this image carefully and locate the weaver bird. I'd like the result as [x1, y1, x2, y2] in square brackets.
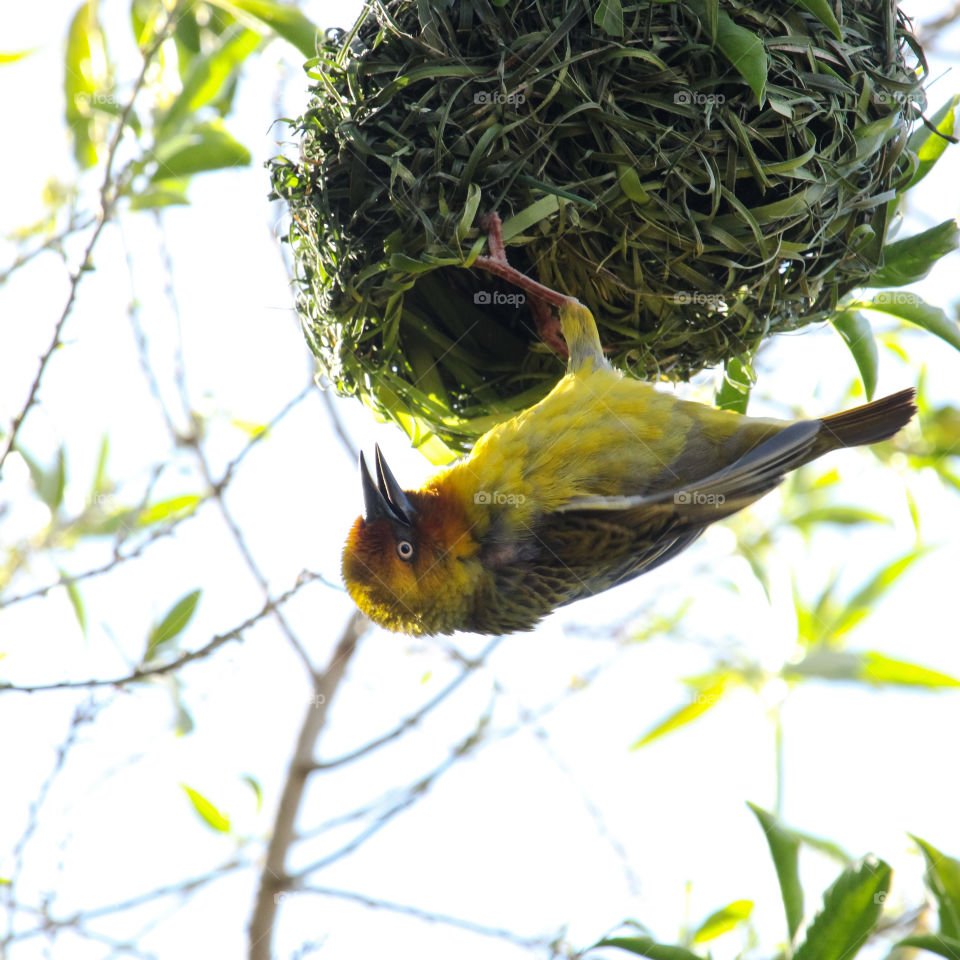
[342, 214, 916, 635]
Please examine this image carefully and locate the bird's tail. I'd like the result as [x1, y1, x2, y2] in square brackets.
[814, 388, 917, 454]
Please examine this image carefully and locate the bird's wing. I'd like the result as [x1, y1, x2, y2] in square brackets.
[521, 420, 822, 602]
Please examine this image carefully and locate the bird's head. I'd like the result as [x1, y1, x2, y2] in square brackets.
[341, 446, 480, 635]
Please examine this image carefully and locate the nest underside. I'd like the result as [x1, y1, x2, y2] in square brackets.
[270, 0, 924, 449]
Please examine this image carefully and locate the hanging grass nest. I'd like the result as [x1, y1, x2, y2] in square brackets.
[269, 0, 926, 454]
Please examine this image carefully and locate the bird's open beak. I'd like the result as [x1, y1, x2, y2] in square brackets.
[359, 445, 415, 526]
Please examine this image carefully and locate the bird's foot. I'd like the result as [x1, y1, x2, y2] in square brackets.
[474, 212, 576, 359]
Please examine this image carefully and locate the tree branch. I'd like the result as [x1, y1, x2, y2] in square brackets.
[247, 610, 369, 960]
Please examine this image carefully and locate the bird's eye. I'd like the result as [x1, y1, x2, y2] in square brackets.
[396, 540, 414, 561]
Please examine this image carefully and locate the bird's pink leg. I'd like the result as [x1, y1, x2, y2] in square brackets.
[474, 212, 573, 359]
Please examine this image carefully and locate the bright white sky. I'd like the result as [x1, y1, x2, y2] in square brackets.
[1, 2, 959, 959]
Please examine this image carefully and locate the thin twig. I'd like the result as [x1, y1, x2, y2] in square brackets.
[0, 7, 182, 480]
[247, 610, 369, 960]
[0, 572, 315, 694]
[298, 885, 553, 951]
[310, 635, 504, 771]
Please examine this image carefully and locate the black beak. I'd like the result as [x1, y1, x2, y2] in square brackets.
[359, 446, 414, 526]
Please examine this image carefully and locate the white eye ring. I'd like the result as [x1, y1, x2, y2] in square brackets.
[396, 540, 414, 561]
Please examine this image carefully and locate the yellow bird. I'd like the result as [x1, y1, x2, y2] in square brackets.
[342, 215, 916, 635]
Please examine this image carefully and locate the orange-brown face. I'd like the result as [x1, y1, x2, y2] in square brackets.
[340, 448, 479, 635]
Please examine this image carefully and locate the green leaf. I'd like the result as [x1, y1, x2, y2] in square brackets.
[65, 1, 108, 169]
[858, 293, 960, 353]
[868, 220, 960, 288]
[714, 10, 767, 103]
[784, 650, 957, 688]
[145, 589, 201, 661]
[907, 95, 959, 189]
[591, 938, 704, 959]
[788, 507, 891, 530]
[630, 677, 730, 749]
[825, 549, 926, 640]
[205, 0, 320, 58]
[618, 165, 650, 204]
[594, 0, 624, 37]
[158, 26, 260, 138]
[691, 900, 753, 943]
[792, 857, 891, 960]
[748, 804, 804, 940]
[180, 784, 231, 832]
[859, 653, 960, 688]
[242, 774, 263, 812]
[17, 445, 66, 511]
[715, 356, 753, 413]
[136, 494, 202, 527]
[789, 0, 841, 40]
[831, 311, 878, 400]
[59, 570, 87, 636]
[151, 122, 251, 180]
[910, 836, 960, 939]
[0, 50, 36, 65]
[896, 934, 960, 959]
[128, 180, 191, 210]
[91, 433, 110, 498]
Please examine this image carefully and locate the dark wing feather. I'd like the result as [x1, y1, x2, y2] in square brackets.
[468, 421, 821, 634]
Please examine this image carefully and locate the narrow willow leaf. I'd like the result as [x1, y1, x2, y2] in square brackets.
[858, 294, 960, 352]
[135, 494, 202, 527]
[65, 1, 106, 169]
[0, 50, 36, 64]
[618, 165, 650, 204]
[826, 549, 926, 640]
[630, 678, 730, 749]
[792, 857, 891, 960]
[158, 26, 260, 137]
[859, 653, 960, 688]
[151, 123, 251, 180]
[868, 220, 960, 288]
[242, 775, 264, 812]
[789, 0, 841, 40]
[910, 836, 960, 939]
[592, 938, 704, 959]
[91, 434, 110, 498]
[832, 311, 877, 400]
[180, 784, 231, 832]
[748, 803, 804, 941]
[788, 507, 891, 529]
[145, 589, 202, 661]
[59, 571, 87, 636]
[129, 182, 191, 210]
[691, 900, 753, 943]
[207, 0, 321, 58]
[715, 356, 752, 412]
[715, 10, 768, 103]
[907, 95, 959, 189]
[896, 934, 960, 958]
[594, 0, 624, 37]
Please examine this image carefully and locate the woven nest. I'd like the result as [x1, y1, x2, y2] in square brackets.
[269, 0, 925, 453]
